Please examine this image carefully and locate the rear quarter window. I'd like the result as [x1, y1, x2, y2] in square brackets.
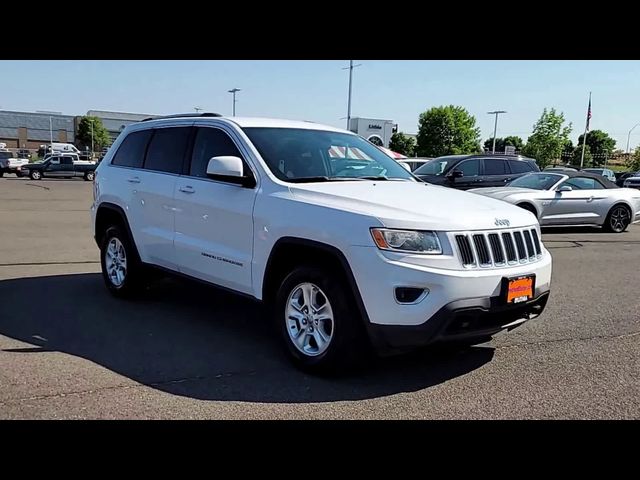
[509, 160, 535, 174]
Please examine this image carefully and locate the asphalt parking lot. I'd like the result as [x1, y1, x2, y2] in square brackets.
[1, 176, 639, 419]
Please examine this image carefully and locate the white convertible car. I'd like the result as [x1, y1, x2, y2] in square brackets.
[469, 171, 640, 233]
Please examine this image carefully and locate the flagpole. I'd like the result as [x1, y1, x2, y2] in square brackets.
[579, 92, 591, 168]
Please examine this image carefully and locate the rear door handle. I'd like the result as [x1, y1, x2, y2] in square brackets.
[127, 176, 141, 184]
[179, 185, 195, 194]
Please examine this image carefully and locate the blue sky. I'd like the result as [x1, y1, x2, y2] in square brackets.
[2, 60, 639, 150]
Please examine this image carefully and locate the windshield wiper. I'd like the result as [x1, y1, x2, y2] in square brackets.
[287, 176, 361, 183]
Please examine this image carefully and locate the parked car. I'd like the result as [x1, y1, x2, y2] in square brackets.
[623, 172, 640, 190]
[17, 149, 32, 159]
[21, 155, 96, 180]
[0, 150, 29, 177]
[402, 157, 433, 172]
[91, 113, 552, 373]
[469, 171, 640, 232]
[414, 154, 539, 190]
[543, 166, 578, 172]
[616, 171, 637, 187]
[582, 168, 616, 183]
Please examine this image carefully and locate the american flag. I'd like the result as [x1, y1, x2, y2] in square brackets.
[586, 93, 592, 132]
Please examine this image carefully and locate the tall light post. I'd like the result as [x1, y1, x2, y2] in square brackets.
[228, 88, 241, 116]
[627, 123, 640, 154]
[487, 110, 507, 154]
[90, 118, 94, 158]
[343, 60, 361, 130]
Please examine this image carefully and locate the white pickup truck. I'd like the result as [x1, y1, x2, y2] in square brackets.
[0, 150, 29, 177]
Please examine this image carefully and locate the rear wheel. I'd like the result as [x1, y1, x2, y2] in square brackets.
[0, 171, 4, 178]
[84, 171, 95, 181]
[604, 204, 631, 233]
[100, 226, 145, 298]
[275, 265, 368, 374]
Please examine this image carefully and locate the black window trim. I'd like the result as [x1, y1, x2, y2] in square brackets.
[181, 125, 257, 189]
[559, 176, 606, 190]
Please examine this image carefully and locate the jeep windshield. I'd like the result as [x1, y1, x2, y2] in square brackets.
[242, 127, 415, 182]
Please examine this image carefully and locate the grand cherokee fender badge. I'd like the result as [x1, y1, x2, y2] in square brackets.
[495, 218, 510, 227]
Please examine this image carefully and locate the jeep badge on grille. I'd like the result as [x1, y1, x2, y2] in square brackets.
[495, 218, 510, 227]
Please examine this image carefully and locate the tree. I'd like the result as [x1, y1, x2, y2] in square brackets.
[572, 144, 592, 166]
[416, 105, 481, 157]
[627, 148, 640, 172]
[521, 108, 572, 169]
[503, 135, 524, 151]
[76, 116, 111, 152]
[576, 129, 616, 167]
[483, 136, 524, 152]
[389, 132, 416, 157]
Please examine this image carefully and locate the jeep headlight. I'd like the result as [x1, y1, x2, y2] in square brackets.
[371, 228, 442, 254]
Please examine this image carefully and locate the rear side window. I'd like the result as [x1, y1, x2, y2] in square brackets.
[509, 160, 534, 174]
[111, 130, 152, 169]
[61, 157, 73, 165]
[189, 127, 244, 178]
[484, 158, 508, 175]
[144, 127, 191, 174]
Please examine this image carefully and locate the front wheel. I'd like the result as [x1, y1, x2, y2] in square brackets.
[275, 265, 368, 374]
[100, 226, 145, 297]
[604, 204, 631, 233]
[30, 170, 41, 180]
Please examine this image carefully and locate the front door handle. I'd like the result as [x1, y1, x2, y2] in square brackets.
[473, 179, 483, 183]
[587, 196, 594, 203]
[127, 176, 141, 184]
[179, 185, 195, 194]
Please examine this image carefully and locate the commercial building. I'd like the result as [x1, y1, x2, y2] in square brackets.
[0, 110, 75, 149]
[0, 109, 157, 151]
[348, 117, 397, 147]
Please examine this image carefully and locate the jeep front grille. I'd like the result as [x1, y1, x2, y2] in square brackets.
[454, 227, 543, 269]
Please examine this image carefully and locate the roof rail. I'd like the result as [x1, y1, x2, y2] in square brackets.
[141, 112, 222, 122]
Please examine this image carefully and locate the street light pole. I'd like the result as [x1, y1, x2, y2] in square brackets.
[487, 110, 507, 154]
[627, 123, 640, 154]
[49, 116, 53, 153]
[228, 88, 241, 116]
[91, 119, 94, 158]
[343, 60, 362, 130]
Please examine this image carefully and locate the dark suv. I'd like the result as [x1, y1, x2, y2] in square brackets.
[414, 154, 540, 190]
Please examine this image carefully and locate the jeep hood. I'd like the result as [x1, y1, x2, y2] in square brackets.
[288, 181, 537, 231]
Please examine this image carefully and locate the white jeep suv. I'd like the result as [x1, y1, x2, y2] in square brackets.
[91, 113, 552, 372]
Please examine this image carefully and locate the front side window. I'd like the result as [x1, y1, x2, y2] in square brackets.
[144, 127, 191, 174]
[190, 127, 245, 178]
[243, 127, 414, 182]
[111, 129, 153, 169]
[456, 159, 480, 177]
[559, 177, 605, 190]
[414, 157, 455, 175]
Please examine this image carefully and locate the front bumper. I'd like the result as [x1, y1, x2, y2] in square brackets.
[367, 291, 549, 353]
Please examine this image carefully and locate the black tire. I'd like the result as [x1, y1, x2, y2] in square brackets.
[0, 171, 4, 178]
[100, 225, 145, 298]
[604, 204, 631, 233]
[274, 265, 368, 374]
[15, 171, 23, 178]
[30, 170, 41, 180]
[84, 171, 95, 181]
[518, 203, 537, 217]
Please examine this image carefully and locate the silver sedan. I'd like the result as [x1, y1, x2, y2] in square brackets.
[469, 172, 640, 233]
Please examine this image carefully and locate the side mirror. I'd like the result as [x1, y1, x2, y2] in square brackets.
[447, 169, 464, 180]
[398, 161, 412, 172]
[206, 156, 255, 187]
[557, 185, 572, 192]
